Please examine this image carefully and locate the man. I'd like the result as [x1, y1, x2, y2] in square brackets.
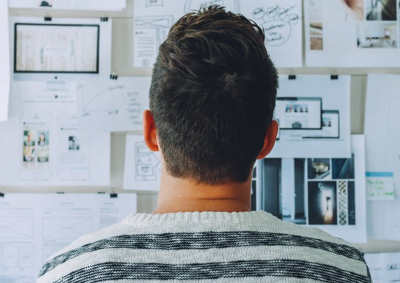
[38, 6, 371, 283]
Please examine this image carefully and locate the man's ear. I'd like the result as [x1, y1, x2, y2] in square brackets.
[143, 110, 159, 152]
[257, 120, 278, 159]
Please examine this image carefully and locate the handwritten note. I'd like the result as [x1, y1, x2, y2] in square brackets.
[252, 5, 299, 47]
[366, 172, 395, 201]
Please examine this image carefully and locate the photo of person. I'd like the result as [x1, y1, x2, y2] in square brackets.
[37, 131, 49, 146]
[365, 0, 397, 21]
[332, 154, 355, 179]
[68, 136, 80, 151]
[37, 131, 50, 163]
[308, 158, 331, 180]
[23, 146, 35, 162]
[23, 130, 35, 146]
[308, 181, 337, 225]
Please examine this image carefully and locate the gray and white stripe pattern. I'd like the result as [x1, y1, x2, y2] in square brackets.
[37, 211, 371, 283]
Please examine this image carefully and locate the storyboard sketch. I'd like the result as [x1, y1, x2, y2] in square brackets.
[124, 135, 161, 191]
[9, 0, 126, 11]
[0, 81, 111, 186]
[0, 0, 10, 121]
[258, 135, 367, 243]
[0, 193, 137, 283]
[133, 0, 302, 68]
[270, 75, 351, 159]
[365, 74, 400, 241]
[77, 77, 151, 132]
[305, 0, 400, 67]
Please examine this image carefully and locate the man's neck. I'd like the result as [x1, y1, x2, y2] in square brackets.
[153, 170, 252, 214]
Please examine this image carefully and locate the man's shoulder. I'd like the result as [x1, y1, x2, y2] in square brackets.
[37, 211, 371, 283]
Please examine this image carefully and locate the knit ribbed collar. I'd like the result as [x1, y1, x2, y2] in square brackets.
[122, 211, 271, 225]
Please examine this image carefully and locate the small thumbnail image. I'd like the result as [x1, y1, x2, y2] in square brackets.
[37, 131, 49, 147]
[23, 146, 35, 163]
[309, 0, 324, 50]
[23, 130, 35, 146]
[365, 0, 397, 21]
[285, 104, 309, 113]
[322, 117, 332, 127]
[308, 181, 337, 225]
[308, 158, 331, 180]
[357, 22, 398, 48]
[68, 136, 80, 151]
[332, 154, 355, 179]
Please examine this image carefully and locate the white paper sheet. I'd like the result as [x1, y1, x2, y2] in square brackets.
[77, 77, 151, 132]
[9, 0, 126, 11]
[0, 0, 10, 121]
[305, 0, 400, 67]
[365, 74, 400, 241]
[269, 75, 351, 158]
[365, 253, 400, 283]
[261, 135, 367, 243]
[0, 81, 111, 186]
[124, 135, 161, 191]
[133, 0, 302, 68]
[0, 193, 137, 283]
[10, 17, 112, 82]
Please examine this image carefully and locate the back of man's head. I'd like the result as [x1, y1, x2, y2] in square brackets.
[150, 5, 278, 185]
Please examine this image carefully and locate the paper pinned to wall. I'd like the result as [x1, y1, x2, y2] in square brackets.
[124, 135, 161, 191]
[0, 81, 111, 186]
[269, 75, 351, 158]
[133, 0, 302, 68]
[0, 193, 137, 283]
[76, 77, 151, 132]
[304, 0, 400, 67]
[0, 0, 10, 121]
[260, 135, 367, 243]
[366, 172, 395, 201]
[365, 74, 400, 241]
[9, 0, 126, 11]
[365, 253, 400, 283]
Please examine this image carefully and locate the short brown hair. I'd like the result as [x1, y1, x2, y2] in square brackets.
[149, 5, 278, 184]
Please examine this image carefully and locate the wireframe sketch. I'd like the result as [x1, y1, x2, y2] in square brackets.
[135, 141, 161, 181]
[134, 16, 174, 67]
[0, 216, 35, 239]
[15, 24, 98, 72]
[42, 217, 93, 240]
[252, 4, 300, 46]
[184, 0, 240, 13]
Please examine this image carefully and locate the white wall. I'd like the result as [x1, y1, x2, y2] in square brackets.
[4, 0, 400, 252]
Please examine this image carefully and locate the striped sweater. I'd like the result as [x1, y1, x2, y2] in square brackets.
[37, 211, 371, 283]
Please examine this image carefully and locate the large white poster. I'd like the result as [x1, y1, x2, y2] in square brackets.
[0, 81, 111, 186]
[133, 0, 302, 68]
[0, 193, 137, 283]
[270, 75, 351, 158]
[365, 74, 400, 241]
[305, 0, 400, 67]
[0, 0, 10, 121]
